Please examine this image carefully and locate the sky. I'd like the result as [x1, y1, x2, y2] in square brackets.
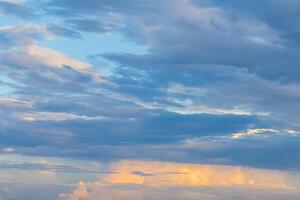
[0, 0, 300, 199]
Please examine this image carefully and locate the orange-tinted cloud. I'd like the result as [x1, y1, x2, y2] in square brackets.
[60, 160, 300, 200]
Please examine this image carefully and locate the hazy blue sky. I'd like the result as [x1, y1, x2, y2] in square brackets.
[0, 0, 300, 199]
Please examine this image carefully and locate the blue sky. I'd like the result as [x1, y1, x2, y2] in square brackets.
[0, 0, 300, 199]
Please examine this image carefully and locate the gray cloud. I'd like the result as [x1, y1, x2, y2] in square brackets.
[0, 0, 299, 172]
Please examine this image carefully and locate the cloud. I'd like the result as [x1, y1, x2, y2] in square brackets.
[3, 147, 15, 153]
[65, 18, 117, 33]
[46, 24, 82, 39]
[0, 98, 32, 109]
[0, 0, 23, 5]
[2, 4, 300, 200]
[0, 24, 109, 97]
[0, 0, 300, 174]
[230, 128, 279, 139]
[104, 160, 296, 188]
[59, 181, 89, 200]
[0, 0, 36, 19]
[89, 0, 294, 80]
[0, 24, 51, 48]
[23, 44, 91, 70]
[0, 24, 90, 70]
[60, 160, 300, 200]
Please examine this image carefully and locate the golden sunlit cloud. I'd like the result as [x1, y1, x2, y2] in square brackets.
[60, 160, 300, 200]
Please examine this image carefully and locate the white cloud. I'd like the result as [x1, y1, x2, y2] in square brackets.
[166, 83, 206, 96]
[16, 111, 108, 122]
[3, 147, 15, 153]
[231, 128, 279, 139]
[230, 128, 300, 139]
[167, 104, 254, 116]
[59, 181, 89, 200]
[285, 129, 300, 135]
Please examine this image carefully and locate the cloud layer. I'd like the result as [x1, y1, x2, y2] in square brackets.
[0, 2, 300, 196]
[59, 160, 300, 200]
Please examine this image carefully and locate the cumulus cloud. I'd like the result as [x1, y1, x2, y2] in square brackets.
[59, 181, 89, 200]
